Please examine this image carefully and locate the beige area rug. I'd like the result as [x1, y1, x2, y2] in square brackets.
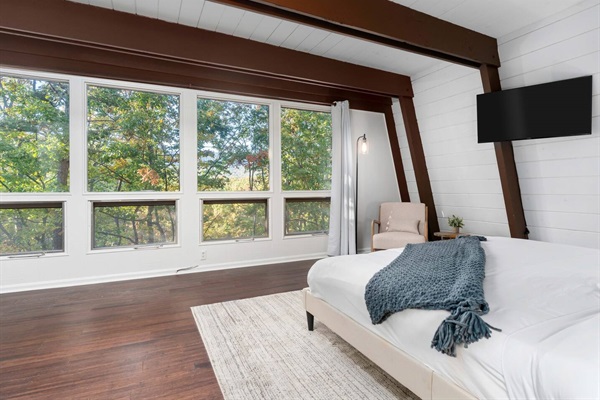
[191, 290, 420, 400]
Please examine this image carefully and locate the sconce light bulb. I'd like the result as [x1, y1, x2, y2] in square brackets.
[361, 141, 368, 154]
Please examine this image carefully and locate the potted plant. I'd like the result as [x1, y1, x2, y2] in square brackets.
[447, 215, 464, 234]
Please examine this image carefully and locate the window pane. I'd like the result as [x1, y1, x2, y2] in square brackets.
[281, 108, 332, 191]
[87, 86, 180, 192]
[0, 203, 64, 256]
[202, 200, 268, 241]
[0, 76, 69, 193]
[197, 98, 269, 191]
[93, 201, 177, 249]
[285, 198, 330, 236]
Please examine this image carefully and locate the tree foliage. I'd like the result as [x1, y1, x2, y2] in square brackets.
[202, 201, 268, 241]
[93, 203, 176, 249]
[1, 77, 333, 252]
[0, 206, 63, 255]
[285, 199, 330, 235]
[279, 108, 332, 237]
[281, 108, 332, 191]
[87, 86, 180, 192]
[0, 76, 69, 193]
[197, 98, 269, 191]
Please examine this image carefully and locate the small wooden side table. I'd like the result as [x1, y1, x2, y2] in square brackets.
[433, 231, 470, 240]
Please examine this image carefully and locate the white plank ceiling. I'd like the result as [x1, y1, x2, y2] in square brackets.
[69, 0, 587, 77]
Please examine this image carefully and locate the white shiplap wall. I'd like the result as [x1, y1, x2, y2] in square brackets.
[395, 0, 599, 248]
[397, 63, 511, 237]
[498, 0, 599, 249]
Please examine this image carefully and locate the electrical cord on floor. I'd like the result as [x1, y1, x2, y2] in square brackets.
[176, 265, 200, 273]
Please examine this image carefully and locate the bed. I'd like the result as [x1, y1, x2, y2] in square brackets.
[304, 236, 600, 399]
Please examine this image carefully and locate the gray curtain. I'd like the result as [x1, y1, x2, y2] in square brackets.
[327, 101, 356, 256]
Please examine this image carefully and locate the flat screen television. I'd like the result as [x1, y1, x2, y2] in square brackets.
[477, 76, 592, 143]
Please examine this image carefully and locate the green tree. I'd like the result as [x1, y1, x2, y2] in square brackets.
[85, 86, 180, 249]
[93, 203, 176, 249]
[87, 86, 180, 192]
[285, 199, 330, 235]
[0, 76, 69, 255]
[280, 108, 332, 237]
[197, 99, 269, 191]
[0, 76, 69, 193]
[0, 205, 64, 255]
[1, 76, 334, 249]
[202, 201, 267, 241]
[281, 108, 332, 191]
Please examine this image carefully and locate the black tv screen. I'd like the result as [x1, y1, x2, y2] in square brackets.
[477, 76, 592, 143]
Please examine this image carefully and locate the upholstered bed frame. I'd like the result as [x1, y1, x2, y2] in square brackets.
[303, 288, 478, 400]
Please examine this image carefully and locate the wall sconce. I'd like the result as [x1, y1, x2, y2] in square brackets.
[358, 133, 368, 155]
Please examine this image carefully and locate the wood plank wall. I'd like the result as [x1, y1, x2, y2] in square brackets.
[498, 0, 599, 248]
[395, 65, 510, 236]
[392, 0, 599, 247]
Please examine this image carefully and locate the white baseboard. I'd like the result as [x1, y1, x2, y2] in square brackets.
[0, 252, 327, 294]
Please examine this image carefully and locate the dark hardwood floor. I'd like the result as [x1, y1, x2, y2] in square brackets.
[0, 260, 316, 399]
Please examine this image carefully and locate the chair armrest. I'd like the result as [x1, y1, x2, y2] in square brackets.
[424, 205, 429, 242]
[371, 220, 381, 234]
[371, 220, 381, 252]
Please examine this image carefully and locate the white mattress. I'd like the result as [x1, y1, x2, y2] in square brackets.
[307, 237, 600, 400]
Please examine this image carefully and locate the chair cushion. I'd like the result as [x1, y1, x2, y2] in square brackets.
[380, 202, 426, 235]
[387, 218, 419, 234]
[373, 231, 425, 250]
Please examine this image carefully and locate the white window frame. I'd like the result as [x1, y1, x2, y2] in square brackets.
[199, 198, 271, 244]
[279, 103, 332, 239]
[83, 81, 184, 196]
[89, 199, 180, 252]
[0, 70, 72, 260]
[283, 196, 331, 237]
[0, 201, 67, 259]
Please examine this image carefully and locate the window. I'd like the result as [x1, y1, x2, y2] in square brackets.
[0, 75, 69, 193]
[281, 108, 332, 191]
[281, 108, 332, 237]
[92, 201, 177, 249]
[197, 98, 269, 191]
[284, 198, 330, 236]
[1, 68, 334, 264]
[87, 85, 180, 192]
[0, 202, 64, 256]
[202, 199, 268, 241]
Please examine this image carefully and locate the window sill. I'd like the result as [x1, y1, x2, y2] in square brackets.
[87, 243, 180, 255]
[283, 233, 329, 240]
[199, 237, 272, 246]
[0, 251, 68, 261]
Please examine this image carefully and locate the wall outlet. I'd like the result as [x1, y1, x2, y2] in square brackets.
[200, 250, 207, 260]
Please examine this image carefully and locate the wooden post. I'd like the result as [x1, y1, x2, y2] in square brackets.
[398, 96, 440, 240]
[384, 106, 410, 202]
[480, 65, 528, 239]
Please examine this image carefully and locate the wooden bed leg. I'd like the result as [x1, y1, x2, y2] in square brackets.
[306, 312, 314, 331]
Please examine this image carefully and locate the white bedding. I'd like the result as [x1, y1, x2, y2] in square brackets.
[307, 237, 600, 399]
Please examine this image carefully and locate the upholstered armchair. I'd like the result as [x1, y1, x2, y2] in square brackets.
[371, 202, 428, 251]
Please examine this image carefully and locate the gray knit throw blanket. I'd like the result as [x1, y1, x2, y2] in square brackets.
[364, 236, 498, 356]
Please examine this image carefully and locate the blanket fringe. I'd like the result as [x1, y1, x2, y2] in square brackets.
[431, 304, 499, 357]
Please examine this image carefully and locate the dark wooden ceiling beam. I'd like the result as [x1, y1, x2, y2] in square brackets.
[480, 65, 528, 239]
[0, 0, 412, 98]
[398, 96, 440, 240]
[383, 107, 410, 202]
[0, 33, 391, 113]
[211, 0, 500, 68]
